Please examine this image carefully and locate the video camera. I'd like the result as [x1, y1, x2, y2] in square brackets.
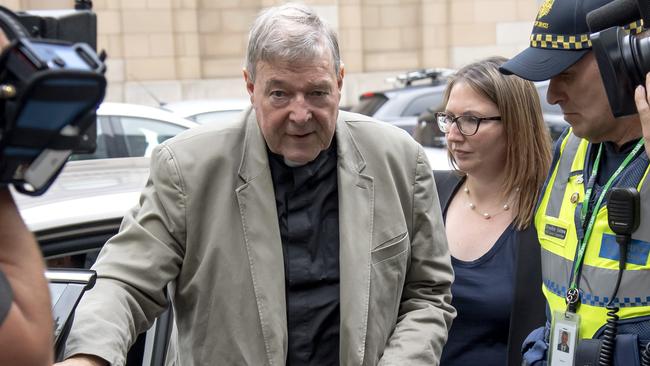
[588, 0, 650, 117]
[0, 1, 106, 196]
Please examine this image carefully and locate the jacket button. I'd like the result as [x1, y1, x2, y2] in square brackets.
[570, 192, 580, 204]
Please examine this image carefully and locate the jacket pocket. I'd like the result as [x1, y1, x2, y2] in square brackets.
[371, 231, 408, 265]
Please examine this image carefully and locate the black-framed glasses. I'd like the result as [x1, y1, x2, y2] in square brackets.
[435, 112, 502, 136]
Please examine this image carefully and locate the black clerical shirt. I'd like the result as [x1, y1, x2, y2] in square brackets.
[268, 144, 340, 366]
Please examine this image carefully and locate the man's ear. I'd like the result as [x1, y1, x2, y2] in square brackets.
[337, 64, 345, 91]
[243, 68, 254, 97]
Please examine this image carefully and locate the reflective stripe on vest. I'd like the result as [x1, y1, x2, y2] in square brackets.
[545, 133, 584, 218]
[536, 131, 650, 338]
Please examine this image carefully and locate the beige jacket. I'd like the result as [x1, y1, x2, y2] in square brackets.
[64, 108, 455, 366]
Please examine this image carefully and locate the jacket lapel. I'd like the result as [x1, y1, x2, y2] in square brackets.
[336, 118, 374, 365]
[236, 108, 287, 365]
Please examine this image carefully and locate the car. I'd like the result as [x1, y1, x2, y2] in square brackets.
[350, 68, 452, 136]
[160, 98, 250, 125]
[13, 157, 170, 365]
[414, 80, 569, 148]
[356, 73, 569, 153]
[70, 103, 199, 161]
[350, 69, 455, 170]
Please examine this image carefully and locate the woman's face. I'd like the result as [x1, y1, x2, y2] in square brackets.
[444, 81, 507, 176]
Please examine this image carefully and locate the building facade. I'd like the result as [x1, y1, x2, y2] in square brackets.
[1, 0, 539, 107]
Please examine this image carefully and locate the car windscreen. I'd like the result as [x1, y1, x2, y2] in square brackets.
[350, 94, 389, 116]
[402, 91, 445, 117]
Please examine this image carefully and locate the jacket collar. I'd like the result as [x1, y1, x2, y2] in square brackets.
[236, 108, 372, 365]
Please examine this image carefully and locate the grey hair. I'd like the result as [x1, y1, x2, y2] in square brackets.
[245, 2, 341, 82]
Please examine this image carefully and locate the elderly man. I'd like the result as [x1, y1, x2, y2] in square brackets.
[58, 3, 455, 366]
[500, 0, 650, 363]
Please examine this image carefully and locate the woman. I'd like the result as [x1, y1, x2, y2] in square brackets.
[436, 56, 552, 366]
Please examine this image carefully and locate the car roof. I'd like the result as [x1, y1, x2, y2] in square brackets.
[13, 157, 150, 233]
[97, 102, 199, 129]
[160, 98, 251, 118]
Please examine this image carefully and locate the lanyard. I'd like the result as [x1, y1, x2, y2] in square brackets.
[566, 139, 645, 310]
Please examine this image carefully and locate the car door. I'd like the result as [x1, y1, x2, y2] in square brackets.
[41, 221, 174, 366]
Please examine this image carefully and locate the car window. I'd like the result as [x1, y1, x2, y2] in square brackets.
[46, 249, 101, 269]
[191, 110, 242, 124]
[350, 94, 388, 116]
[116, 117, 188, 158]
[401, 91, 445, 117]
[68, 118, 110, 161]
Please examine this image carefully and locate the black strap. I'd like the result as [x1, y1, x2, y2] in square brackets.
[433, 170, 463, 217]
[0, 269, 13, 325]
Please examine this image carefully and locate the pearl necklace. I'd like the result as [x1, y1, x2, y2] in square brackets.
[463, 186, 513, 220]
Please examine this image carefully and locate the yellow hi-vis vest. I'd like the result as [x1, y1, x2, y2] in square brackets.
[535, 131, 650, 339]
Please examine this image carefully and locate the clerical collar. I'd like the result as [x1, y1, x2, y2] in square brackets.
[268, 141, 337, 172]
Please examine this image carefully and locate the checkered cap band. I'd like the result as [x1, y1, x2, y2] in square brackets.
[530, 20, 645, 50]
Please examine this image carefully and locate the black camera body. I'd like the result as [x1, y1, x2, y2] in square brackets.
[588, 0, 650, 117]
[0, 3, 106, 196]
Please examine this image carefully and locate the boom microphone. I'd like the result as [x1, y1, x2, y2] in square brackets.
[587, 0, 640, 32]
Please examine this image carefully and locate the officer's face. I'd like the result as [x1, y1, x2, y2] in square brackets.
[444, 81, 507, 176]
[547, 52, 615, 142]
[244, 54, 343, 165]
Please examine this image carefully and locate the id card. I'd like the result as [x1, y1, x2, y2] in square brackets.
[548, 311, 580, 366]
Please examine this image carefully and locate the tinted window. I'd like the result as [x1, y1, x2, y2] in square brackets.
[401, 91, 445, 117]
[350, 94, 388, 116]
[116, 117, 187, 158]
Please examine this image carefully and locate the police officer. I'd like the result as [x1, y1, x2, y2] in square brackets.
[500, 0, 650, 364]
[0, 25, 54, 366]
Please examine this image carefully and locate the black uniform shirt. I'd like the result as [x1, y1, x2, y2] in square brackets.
[0, 270, 13, 325]
[268, 143, 340, 366]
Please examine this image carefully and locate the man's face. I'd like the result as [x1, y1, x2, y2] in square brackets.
[244, 55, 343, 164]
[547, 52, 616, 142]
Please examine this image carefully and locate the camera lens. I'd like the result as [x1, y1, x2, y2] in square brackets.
[630, 33, 650, 85]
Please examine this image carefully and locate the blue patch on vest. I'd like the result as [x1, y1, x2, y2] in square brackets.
[599, 234, 650, 266]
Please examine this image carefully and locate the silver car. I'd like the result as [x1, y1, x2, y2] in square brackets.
[71, 102, 199, 161]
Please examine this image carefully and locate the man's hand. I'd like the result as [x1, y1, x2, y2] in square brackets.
[634, 72, 650, 157]
[54, 354, 108, 366]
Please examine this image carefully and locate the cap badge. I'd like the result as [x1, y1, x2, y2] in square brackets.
[537, 0, 555, 20]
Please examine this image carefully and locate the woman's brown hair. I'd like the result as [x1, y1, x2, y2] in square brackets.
[442, 56, 552, 229]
